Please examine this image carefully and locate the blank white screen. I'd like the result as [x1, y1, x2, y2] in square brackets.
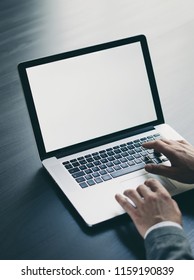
[27, 42, 157, 153]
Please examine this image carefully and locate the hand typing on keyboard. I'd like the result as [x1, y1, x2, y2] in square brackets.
[115, 140, 194, 259]
[143, 139, 194, 184]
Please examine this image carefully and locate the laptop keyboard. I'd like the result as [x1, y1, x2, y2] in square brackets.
[62, 133, 167, 188]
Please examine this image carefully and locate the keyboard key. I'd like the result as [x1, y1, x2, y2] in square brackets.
[153, 158, 162, 164]
[147, 154, 155, 159]
[114, 165, 121, 170]
[85, 169, 93, 174]
[141, 151, 147, 156]
[134, 158, 142, 164]
[126, 155, 134, 161]
[121, 147, 128, 152]
[135, 147, 142, 153]
[154, 151, 162, 157]
[113, 159, 120, 165]
[107, 151, 114, 156]
[94, 160, 101, 166]
[79, 165, 87, 170]
[106, 162, 114, 167]
[94, 177, 103, 184]
[147, 149, 154, 154]
[99, 164, 107, 170]
[101, 158, 108, 163]
[114, 149, 121, 154]
[142, 156, 150, 163]
[107, 156, 114, 161]
[133, 154, 141, 158]
[86, 163, 94, 168]
[87, 179, 96, 186]
[64, 163, 73, 170]
[92, 166, 100, 172]
[134, 143, 141, 147]
[100, 153, 108, 158]
[85, 154, 92, 158]
[128, 160, 135, 166]
[86, 157, 94, 163]
[102, 174, 112, 181]
[70, 159, 77, 163]
[77, 157, 84, 161]
[111, 163, 145, 178]
[114, 154, 122, 159]
[79, 159, 87, 164]
[128, 144, 135, 150]
[93, 172, 100, 177]
[120, 158, 127, 163]
[106, 167, 114, 173]
[120, 143, 127, 147]
[72, 171, 85, 178]
[72, 162, 80, 167]
[93, 155, 101, 160]
[68, 167, 80, 174]
[120, 163, 128, 168]
[99, 170, 107, 175]
[79, 182, 88, 188]
[121, 152, 128, 157]
[85, 174, 93, 180]
[113, 146, 119, 149]
[76, 177, 85, 183]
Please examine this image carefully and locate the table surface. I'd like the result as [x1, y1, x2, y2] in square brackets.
[1, 0, 194, 260]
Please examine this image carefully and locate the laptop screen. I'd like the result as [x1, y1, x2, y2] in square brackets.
[19, 36, 164, 158]
[25, 41, 158, 154]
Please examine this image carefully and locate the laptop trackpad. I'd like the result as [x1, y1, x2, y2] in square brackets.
[120, 173, 177, 195]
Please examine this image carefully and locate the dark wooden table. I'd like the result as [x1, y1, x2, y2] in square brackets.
[1, 0, 194, 260]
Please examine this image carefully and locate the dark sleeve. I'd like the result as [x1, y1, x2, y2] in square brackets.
[144, 226, 193, 260]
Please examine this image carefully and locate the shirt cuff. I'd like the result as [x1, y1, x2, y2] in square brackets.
[144, 221, 183, 239]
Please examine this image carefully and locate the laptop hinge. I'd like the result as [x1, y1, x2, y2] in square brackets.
[50, 125, 156, 159]
[113, 125, 156, 144]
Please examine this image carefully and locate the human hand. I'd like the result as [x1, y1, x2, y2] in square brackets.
[143, 139, 194, 184]
[115, 179, 182, 238]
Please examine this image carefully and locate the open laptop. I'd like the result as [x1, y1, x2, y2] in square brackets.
[18, 35, 194, 226]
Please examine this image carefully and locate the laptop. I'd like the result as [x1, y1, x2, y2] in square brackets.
[18, 35, 194, 226]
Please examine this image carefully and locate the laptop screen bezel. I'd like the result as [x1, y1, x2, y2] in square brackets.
[18, 35, 164, 160]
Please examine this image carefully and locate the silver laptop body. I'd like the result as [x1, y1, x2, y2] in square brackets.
[18, 35, 194, 226]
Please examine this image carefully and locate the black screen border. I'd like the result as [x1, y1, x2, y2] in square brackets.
[18, 35, 164, 160]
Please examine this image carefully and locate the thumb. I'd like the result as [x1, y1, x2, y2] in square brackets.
[145, 164, 177, 180]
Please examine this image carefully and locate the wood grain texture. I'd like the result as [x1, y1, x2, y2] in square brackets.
[0, 0, 194, 259]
